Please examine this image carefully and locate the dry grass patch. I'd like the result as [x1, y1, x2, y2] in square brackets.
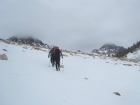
[123, 64, 132, 66]
[70, 53, 73, 56]
[63, 54, 68, 57]
[40, 49, 47, 52]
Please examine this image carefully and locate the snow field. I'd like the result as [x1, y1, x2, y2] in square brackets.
[0, 42, 140, 105]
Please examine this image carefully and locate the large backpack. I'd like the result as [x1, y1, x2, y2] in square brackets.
[54, 47, 60, 57]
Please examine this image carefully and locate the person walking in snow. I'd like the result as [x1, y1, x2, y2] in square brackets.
[54, 46, 63, 71]
[48, 47, 55, 67]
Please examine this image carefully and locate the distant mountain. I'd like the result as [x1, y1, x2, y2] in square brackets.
[7, 36, 47, 47]
[92, 43, 126, 56]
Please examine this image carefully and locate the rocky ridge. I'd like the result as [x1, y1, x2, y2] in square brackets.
[92, 43, 126, 56]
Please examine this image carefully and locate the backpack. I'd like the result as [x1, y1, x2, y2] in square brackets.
[54, 47, 60, 57]
[54, 46, 59, 50]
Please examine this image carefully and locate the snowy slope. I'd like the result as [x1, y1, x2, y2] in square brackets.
[0, 41, 140, 105]
[127, 49, 140, 61]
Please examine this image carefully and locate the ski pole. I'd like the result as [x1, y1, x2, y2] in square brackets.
[62, 57, 63, 65]
[62, 57, 64, 71]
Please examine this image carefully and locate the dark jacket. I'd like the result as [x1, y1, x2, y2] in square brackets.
[54, 49, 63, 58]
[48, 48, 55, 57]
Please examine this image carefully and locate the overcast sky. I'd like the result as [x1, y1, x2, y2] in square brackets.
[0, 0, 140, 52]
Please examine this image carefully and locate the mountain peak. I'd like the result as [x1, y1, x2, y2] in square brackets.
[92, 43, 126, 56]
[100, 43, 117, 50]
[104, 43, 116, 45]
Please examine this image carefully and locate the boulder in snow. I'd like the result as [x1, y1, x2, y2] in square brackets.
[0, 54, 8, 60]
[84, 77, 88, 80]
[113, 92, 121, 96]
[3, 49, 7, 51]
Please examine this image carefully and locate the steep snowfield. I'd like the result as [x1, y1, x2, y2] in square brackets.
[0, 41, 140, 105]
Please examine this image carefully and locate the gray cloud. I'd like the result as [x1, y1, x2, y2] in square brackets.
[0, 0, 140, 52]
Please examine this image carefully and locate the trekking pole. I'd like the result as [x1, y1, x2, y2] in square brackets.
[62, 58, 63, 65]
[48, 59, 50, 67]
[62, 57, 64, 71]
[48, 56, 51, 67]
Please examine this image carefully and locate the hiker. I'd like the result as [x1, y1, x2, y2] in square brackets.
[54, 46, 63, 70]
[48, 47, 55, 66]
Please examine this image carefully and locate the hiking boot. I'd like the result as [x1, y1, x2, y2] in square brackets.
[56, 64, 59, 71]
[52, 62, 54, 67]
[58, 64, 60, 71]
[56, 67, 58, 71]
